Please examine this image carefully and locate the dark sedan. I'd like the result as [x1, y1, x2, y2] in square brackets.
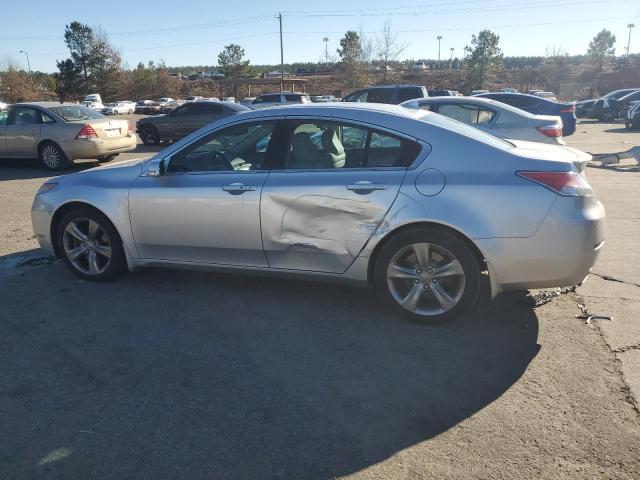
[589, 88, 639, 121]
[136, 101, 250, 145]
[474, 92, 577, 136]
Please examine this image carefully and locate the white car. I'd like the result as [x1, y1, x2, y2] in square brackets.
[158, 97, 174, 106]
[402, 96, 566, 145]
[250, 92, 311, 109]
[313, 95, 339, 103]
[82, 101, 104, 111]
[102, 101, 135, 115]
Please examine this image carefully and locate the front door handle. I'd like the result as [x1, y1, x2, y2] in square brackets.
[346, 181, 388, 194]
[222, 183, 257, 195]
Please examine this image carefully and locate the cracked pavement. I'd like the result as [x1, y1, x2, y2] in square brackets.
[1, 120, 639, 478]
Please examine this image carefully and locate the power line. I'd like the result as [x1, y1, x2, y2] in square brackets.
[285, 15, 640, 35]
[285, 0, 626, 17]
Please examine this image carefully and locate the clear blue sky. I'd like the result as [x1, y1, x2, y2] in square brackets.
[1, 0, 639, 72]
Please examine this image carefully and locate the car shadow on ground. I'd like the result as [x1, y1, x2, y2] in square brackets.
[604, 127, 634, 134]
[0, 263, 540, 479]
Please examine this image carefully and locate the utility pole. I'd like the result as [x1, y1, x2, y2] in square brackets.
[449, 47, 454, 69]
[323, 37, 329, 66]
[627, 23, 635, 56]
[19, 50, 31, 75]
[437, 36, 442, 70]
[276, 13, 284, 92]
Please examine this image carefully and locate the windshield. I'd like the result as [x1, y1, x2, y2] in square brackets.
[48, 105, 105, 121]
[417, 110, 514, 150]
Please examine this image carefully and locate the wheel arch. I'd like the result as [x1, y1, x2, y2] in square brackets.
[50, 201, 123, 258]
[366, 220, 487, 287]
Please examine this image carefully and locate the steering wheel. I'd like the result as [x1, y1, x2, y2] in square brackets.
[206, 150, 233, 171]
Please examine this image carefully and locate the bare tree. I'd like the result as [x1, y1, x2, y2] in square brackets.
[375, 21, 407, 80]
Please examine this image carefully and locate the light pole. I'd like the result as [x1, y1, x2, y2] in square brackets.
[276, 13, 284, 92]
[449, 47, 454, 69]
[437, 36, 442, 69]
[323, 37, 329, 66]
[19, 50, 31, 74]
[626, 23, 635, 56]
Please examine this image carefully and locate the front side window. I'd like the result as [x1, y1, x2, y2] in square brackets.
[282, 121, 421, 170]
[344, 90, 368, 102]
[0, 111, 7, 125]
[437, 103, 496, 125]
[168, 122, 274, 173]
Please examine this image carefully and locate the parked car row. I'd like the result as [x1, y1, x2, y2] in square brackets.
[576, 88, 640, 121]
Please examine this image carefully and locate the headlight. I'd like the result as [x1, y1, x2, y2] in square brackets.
[37, 182, 58, 195]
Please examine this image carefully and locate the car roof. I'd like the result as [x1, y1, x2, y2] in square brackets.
[405, 95, 538, 117]
[12, 102, 82, 108]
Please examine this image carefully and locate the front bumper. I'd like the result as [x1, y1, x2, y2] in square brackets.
[477, 195, 605, 291]
[59, 135, 137, 160]
[31, 195, 55, 255]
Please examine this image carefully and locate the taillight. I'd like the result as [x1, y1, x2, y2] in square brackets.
[536, 124, 563, 137]
[559, 105, 575, 113]
[127, 121, 133, 134]
[517, 171, 593, 197]
[75, 124, 98, 139]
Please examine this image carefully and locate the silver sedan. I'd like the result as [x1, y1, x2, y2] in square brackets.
[402, 96, 566, 145]
[31, 104, 605, 323]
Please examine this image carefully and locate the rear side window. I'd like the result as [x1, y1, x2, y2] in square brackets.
[284, 94, 302, 102]
[281, 121, 421, 170]
[398, 87, 423, 103]
[40, 111, 57, 124]
[437, 103, 496, 125]
[192, 103, 223, 114]
[255, 94, 281, 104]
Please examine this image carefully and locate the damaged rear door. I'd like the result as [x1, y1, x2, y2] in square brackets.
[260, 119, 423, 273]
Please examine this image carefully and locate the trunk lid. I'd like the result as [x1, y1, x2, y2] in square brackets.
[71, 118, 131, 139]
[509, 139, 592, 174]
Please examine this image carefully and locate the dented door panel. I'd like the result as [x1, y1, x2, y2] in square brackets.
[261, 169, 405, 273]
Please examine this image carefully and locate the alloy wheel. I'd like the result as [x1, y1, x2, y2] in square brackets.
[41, 145, 61, 169]
[62, 218, 112, 276]
[386, 242, 466, 316]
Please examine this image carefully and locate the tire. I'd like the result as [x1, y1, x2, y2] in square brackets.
[140, 124, 160, 145]
[97, 154, 117, 163]
[38, 141, 70, 171]
[56, 207, 127, 281]
[374, 227, 481, 324]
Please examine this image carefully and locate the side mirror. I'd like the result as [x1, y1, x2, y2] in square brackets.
[147, 158, 165, 177]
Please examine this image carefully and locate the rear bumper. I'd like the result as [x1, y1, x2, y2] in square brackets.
[477, 195, 605, 291]
[59, 135, 137, 160]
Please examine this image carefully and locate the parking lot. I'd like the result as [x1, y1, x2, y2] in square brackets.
[1, 119, 640, 479]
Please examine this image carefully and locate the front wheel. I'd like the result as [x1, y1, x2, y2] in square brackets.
[57, 208, 127, 281]
[140, 124, 160, 145]
[374, 227, 481, 324]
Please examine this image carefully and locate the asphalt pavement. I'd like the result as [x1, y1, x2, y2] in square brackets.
[0, 119, 639, 479]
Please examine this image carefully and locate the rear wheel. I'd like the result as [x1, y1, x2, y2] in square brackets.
[140, 124, 160, 145]
[57, 208, 126, 281]
[375, 227, 481, 324]
[39, 141, 70, 171]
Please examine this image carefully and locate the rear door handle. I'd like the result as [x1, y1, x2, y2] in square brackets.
[222, 183, 257, 195]
[346, 181, 388, 194]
